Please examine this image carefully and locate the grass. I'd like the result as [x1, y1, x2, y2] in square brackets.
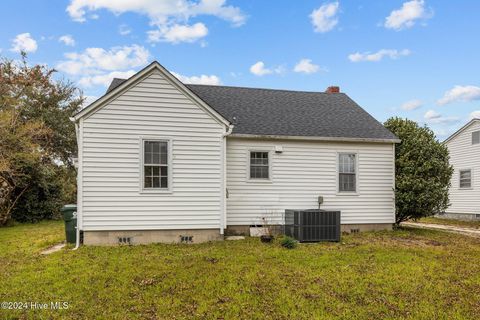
[417, 217, 480, 229]
[1, 222, 480, 319]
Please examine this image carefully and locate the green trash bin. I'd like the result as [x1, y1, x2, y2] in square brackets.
[61, 204, 77, 244]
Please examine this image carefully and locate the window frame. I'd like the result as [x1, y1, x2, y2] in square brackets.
[246, 149, 273, 182]
[459, 168, 473, 189]
[473, 131, 480, 145]
[337, 152, 359, 195]
[139, 137, 173, 194]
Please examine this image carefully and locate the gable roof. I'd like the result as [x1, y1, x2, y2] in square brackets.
[107, 78, 398, 142]
[444, 118, 480, 144]
[72, 61, 230, 127]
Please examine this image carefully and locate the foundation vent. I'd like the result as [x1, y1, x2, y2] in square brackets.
[350, 228, 360, 234]
[118, 237, 132, 245]
[180, 235, 193, 243]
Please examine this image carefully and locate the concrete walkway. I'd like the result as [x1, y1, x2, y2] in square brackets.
[40, 243, 66, 255]
[401, 222, 480, 238]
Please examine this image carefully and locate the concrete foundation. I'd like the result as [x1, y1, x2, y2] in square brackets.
[83, 229, 223, 246]
[225, 223, 393, 236]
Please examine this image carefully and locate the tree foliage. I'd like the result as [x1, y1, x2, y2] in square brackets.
[0, 54, 82, 225]
[384, 117, 453, 224]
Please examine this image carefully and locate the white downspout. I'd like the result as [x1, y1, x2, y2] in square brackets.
[221, 124, 234, 234]
[70, 117, 81, 250]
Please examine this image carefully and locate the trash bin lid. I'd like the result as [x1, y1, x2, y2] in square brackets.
[61, 204, 77, 212]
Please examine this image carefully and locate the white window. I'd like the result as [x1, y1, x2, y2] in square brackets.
[473, 131, 480, 145]
[142, 140, 169, 190]
[459, 169, 472, 189]
[249, 151, 269, 179]
[339, 153, 356, 192]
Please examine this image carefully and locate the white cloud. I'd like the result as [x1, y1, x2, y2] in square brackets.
[424, 109, 459, 124]
[59, 35, 76, 46]
[66, 0, 246, 43]
[57, 45, 150, 75]
[249, 61, 284, 76]
[171, 72, 221, 85]
[118, 24, 132, 36]
[310, 1, 339, 33]
[437, 85, 480, 105]
[348, 49, 411, 62]
[10, 33, 38, 53]
[401, 99, 422, 111]
[293, 59, 321, 74]
[470, 110, 480, 120]
[147, 23, 208, 43]
[384, 0, 432, 31]
[78, 70, 136, 88]
[82, 95, 99, 106]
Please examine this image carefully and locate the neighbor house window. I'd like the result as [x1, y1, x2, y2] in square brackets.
[143, 140, 168, 189]
[459, 169, 472, 189]
[339, 153, 356, 192]
[250, 151, 269, 179]
[473, 131, 480, 145]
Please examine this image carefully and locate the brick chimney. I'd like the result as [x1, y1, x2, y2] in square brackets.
[325, 86, 340, 93]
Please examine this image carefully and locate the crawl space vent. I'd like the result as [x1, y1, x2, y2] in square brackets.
[180, 235, 193, 243]
[118, 237, 132, 245]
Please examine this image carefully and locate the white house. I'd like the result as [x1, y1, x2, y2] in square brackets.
[72, 61, 399, 245]
[443, 119, 480, 220]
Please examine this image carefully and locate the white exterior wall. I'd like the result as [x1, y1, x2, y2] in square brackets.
[446, 121, 480, 215]
[226, 138, 395, 225]
[80, 70, 225, 231]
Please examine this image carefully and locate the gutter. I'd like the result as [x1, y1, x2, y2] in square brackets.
[70, 117, 81, 250]
[229, 133, 401, 144]
[220, 124, 234, 234]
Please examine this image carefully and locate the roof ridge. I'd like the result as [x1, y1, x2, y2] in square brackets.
[186, 83, 342, 95]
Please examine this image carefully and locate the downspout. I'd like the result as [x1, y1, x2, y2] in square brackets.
[221, 124, 234, 235]
[70, 117, 81, 250]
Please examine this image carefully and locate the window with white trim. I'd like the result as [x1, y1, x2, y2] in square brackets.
[250, 151, 269, 179]
[459, 169, 472, 189]
[143, 140, 168, 189]
[473, 131, 480, 145]
[339, 153, 356, 192]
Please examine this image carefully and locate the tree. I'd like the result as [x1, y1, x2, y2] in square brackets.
[384, 117, 453, 224]
[0, 54, 83, 225]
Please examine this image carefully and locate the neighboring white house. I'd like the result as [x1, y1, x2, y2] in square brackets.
[72, 61, 399, 245]
[443, 119, 480, 220]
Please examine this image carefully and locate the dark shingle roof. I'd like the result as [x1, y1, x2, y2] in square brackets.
[106, 78, 397, 141]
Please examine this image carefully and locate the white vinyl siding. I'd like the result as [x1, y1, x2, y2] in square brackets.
[446, 120, 480, 215]
[226, 138, 395, 226]
[80, 69, 225, 231]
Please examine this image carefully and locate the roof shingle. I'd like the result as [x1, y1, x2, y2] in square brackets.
[107, 78, 397, 141]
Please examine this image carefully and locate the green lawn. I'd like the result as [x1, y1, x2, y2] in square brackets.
[1, 222, 480, 319]
[417, 217, 480, 229]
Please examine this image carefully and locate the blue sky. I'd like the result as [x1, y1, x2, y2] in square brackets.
[1, 0, 479, 139]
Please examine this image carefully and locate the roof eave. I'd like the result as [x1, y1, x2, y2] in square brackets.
[443, 118, 480, 144]
[72, 61, 230, 127]
[229, 133, 401, 143]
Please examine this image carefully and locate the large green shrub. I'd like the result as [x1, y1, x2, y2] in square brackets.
[384, 117, 453, 224]
[0, 54, 82, 225]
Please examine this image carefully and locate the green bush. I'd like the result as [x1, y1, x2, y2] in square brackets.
[280, 236, 298, 249]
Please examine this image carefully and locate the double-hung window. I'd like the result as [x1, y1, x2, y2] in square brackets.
[339, 153, 356, 192]
[459, 169, 472, 189]
[249, 151, 269, 179]
[142, 140, 169, 190]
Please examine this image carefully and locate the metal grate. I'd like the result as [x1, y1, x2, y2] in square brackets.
[284, 209, 341, 242]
